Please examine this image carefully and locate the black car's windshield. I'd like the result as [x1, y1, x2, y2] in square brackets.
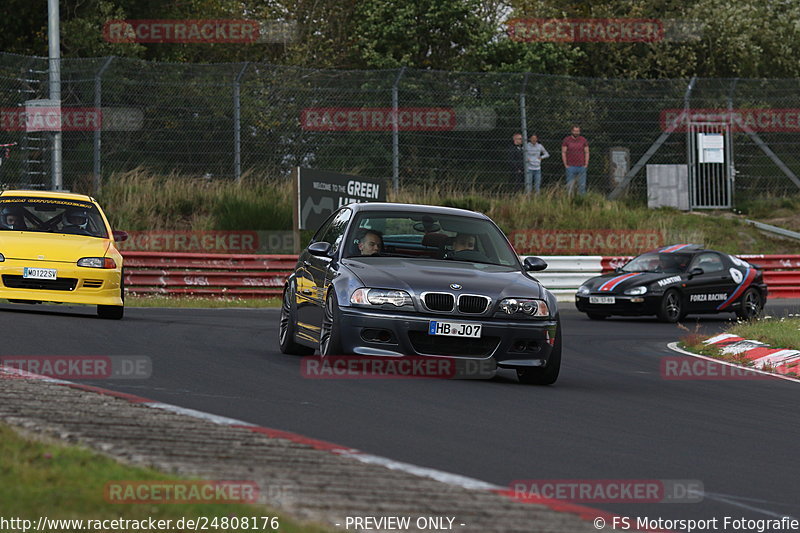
[622, 252, 692, 273]
[0, 197, 109, 238]
[345, 211, 519, 268]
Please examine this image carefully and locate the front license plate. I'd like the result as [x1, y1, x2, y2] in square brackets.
[428, 321, 482, 338]
[23, 267, 57, 280]
[590, 296, 615, 304]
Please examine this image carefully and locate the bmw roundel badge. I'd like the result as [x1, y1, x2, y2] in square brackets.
[450, 283, 462, 290]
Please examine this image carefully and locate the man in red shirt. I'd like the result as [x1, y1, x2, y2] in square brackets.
[561, 125, 590, 195]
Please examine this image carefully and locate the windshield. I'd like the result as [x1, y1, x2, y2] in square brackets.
[622, 252, 692, 273]
[344, 211, 520, 268]
[0, 197, 109, 238]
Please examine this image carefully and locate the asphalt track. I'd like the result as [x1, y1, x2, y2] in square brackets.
[3, 300, 800, 530]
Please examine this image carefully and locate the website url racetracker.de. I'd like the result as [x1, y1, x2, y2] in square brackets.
[0, 516, 280, 532]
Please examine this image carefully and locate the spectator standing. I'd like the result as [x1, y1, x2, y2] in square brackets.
[507, 132, 525, 191]
[524, 134, 549, 194]
[561, 125, 590, 195]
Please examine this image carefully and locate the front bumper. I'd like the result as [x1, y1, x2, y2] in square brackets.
[337, 306, 558, 373]
[574, 293, 661, 316]
[0, 259, 122, 305]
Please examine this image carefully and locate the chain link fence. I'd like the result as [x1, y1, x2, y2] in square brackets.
[2, 52, 800, 199]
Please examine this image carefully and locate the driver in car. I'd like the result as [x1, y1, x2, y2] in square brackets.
[62, 208, 90, 234]
[358, 230, 383, 256]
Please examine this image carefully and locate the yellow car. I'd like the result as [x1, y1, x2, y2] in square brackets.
[0, 190, 126, 319]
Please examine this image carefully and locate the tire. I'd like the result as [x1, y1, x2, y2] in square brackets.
[586, 313, 607, 320]
[279, 283, 314, 355]
[97, 270, 124, 320]
[319, 289, 345, 356]
[517, 317, 561, 385]
[657, 289, 684, 323]
[735, 288, 763, 320]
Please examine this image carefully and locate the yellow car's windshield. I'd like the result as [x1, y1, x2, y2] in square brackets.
[0, 197, 109, 238]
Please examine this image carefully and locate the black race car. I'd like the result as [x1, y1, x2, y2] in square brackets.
[575, 244, 767, 322]
[279, 202, 561, 385]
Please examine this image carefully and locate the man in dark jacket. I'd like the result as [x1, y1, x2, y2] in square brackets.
[507, 132, 525, 191]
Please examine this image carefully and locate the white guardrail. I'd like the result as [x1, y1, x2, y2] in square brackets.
[521, 255, 612, 302]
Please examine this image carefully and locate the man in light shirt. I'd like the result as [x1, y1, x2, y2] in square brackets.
[524, 134, 549, 194]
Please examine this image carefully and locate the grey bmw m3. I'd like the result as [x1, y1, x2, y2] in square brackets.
[279, 202, 561, 385]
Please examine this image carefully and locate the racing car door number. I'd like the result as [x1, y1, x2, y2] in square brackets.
[429, 320, 482, 338]
[23, 267, 57, 280]
[589, 296, 615, 304]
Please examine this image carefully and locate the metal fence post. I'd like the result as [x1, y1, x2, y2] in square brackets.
[48, 0, 62, 191]
[392, 67, 406, 193]
[233, 62, 250, 182]
[520, 73, 530, 193]
[93, 56, 114, 193]
[684, 76, 697, 209]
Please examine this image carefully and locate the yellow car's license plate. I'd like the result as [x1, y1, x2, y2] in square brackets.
[23, 267, 57, 280]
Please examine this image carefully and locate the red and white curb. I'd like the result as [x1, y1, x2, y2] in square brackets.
[666, 342, 800, 384]
[704, 333, 800, 376]
[0, 364, 626, 530]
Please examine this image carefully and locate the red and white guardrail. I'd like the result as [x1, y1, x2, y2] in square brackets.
[122, 252, 800, 300]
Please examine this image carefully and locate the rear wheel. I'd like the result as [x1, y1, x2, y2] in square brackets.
[97, 270, 124, 320]
[517, 318, 561, 385]
[319, 289, 345, 356]
[279, 283, 314, 355]
[735, 288, 763, 320]
[657, 289, 684, 323]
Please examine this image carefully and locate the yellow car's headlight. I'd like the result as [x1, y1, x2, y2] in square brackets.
[77, 257, 116, 269]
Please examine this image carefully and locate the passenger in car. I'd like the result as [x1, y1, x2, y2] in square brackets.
[453, 233, 476, 252]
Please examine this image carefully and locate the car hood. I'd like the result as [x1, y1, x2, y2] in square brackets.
[0, 232, 111, 262]
[342, 257, 544, 299]
[582, 271, 683, 293]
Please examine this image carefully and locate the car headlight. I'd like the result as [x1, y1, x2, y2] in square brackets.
[498, 298, 549, 317]
[77, 257, 117, 269]
[577, 285, 590, 296]
[624, 286, 647, 295]
[350, 288, 413, 307]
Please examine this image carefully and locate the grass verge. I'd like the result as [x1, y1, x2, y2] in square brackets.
[88, 171, 800, 255]
[126, 295, 281, 308]
[728, 316, 800, 350]
[0, 423, 331, 532]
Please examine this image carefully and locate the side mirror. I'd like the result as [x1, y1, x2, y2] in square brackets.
[688, 267, 704, 278]
[112, 230, 128, 243]
[523, 256, 548, 272]
[308, 241, 332, 257]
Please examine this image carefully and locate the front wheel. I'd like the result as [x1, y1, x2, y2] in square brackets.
[319, 289, 345, 356]
[657, 289, 684, 323]
[279, 284, 314, 355]
[735, 288, 763, 320]
[517, 318, 561, 385]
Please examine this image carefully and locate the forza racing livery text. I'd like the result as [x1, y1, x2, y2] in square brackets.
[575, 244, 767, 322]
[279, 203, 561, 385]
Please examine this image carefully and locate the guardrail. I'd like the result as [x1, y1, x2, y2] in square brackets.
[122, 252, 295, 297]
[122, 251, 800, 300]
